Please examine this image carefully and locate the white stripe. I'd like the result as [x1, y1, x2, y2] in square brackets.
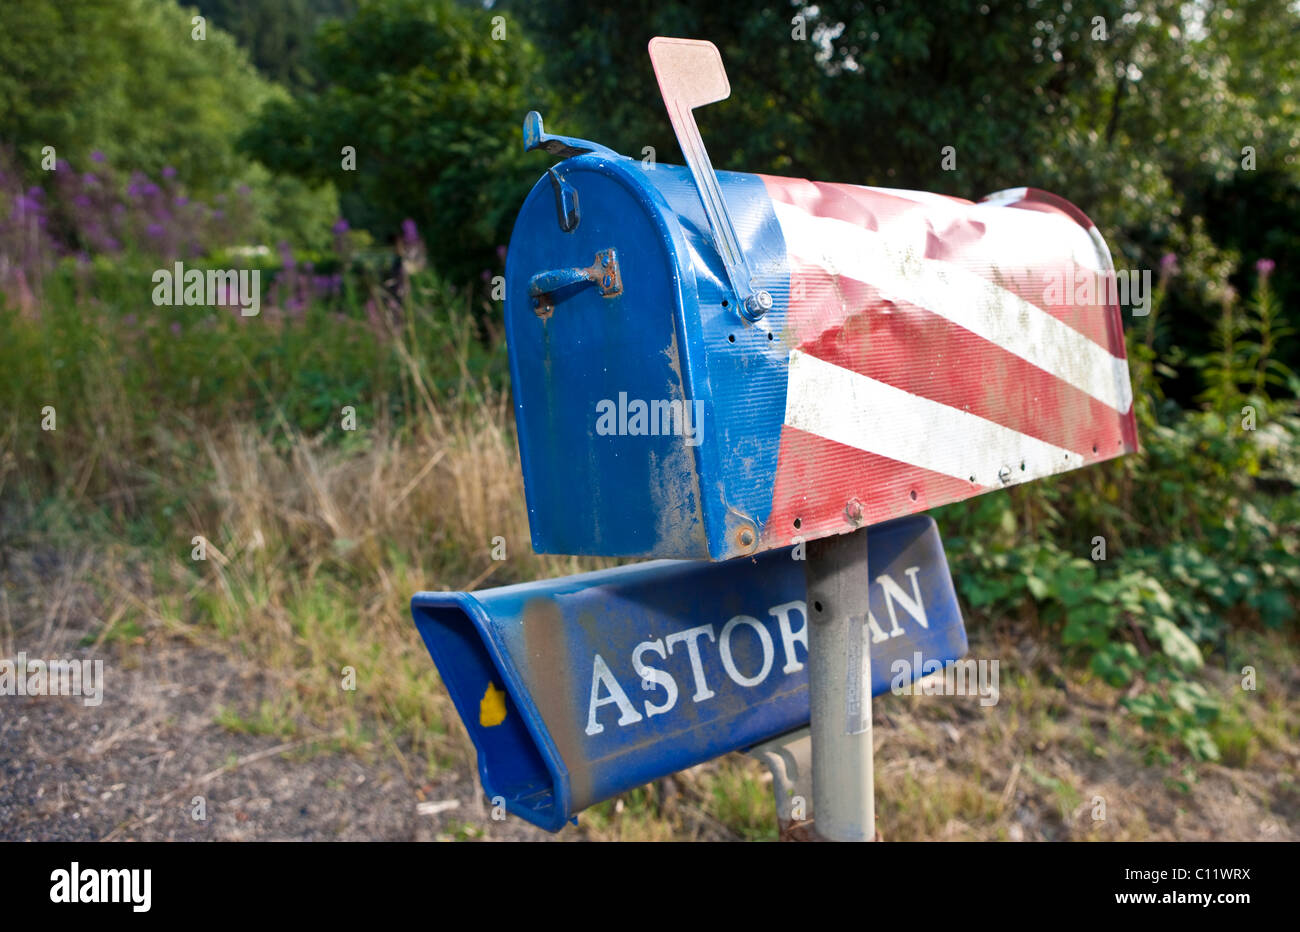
[773, 200, 1133, 413]
[863, 185, 1107, 274]
[859, 185, 972, 210]
[784, 350, 1085, 486]
[978, 187, 1029, 207]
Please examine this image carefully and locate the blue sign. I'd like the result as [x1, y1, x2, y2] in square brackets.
[411, 514, 965, 832]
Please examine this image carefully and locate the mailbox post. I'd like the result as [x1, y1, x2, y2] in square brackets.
[805, 530, 876, 841]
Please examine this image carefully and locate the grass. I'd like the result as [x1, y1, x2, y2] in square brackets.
[2, 259, 1298, 841]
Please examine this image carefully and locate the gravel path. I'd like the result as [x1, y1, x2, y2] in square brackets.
[0, 636, 554, 841]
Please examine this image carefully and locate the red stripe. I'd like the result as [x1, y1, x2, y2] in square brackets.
[784, 265, 1139, 457]
[761, 174, 1127, 353]
[762, 426, 988, 548]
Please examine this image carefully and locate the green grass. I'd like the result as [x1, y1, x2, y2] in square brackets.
[2, 256, 1298, 841]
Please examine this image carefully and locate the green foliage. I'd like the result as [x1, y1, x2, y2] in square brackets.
[0, 255, 502, 501]
[939, 272, 1298, 763]
[189, 0, 355, 90]
[503, 0, 1300, 382]
[0, 0, 272, 196]
[240, 0, 547, 284]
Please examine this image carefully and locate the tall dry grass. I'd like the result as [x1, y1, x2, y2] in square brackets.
[152, 384, 606, 764]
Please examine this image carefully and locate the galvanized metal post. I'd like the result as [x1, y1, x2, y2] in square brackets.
[804, 528, 875, 841]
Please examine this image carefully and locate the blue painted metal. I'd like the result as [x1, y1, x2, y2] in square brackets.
[506, 131, 788, 561]
[522, 110, 619, 160]
[410, 514, 965, 832]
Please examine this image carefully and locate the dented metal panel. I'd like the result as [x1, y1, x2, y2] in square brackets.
[410, 514, 965, 832]
[506, 133, 1137, 561]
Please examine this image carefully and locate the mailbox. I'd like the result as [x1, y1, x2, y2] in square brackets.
[506, 38, 1138, 562]
[412, 514, 965, 832]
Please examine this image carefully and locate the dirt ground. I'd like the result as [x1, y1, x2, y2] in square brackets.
[0, 636, 556, 842]
[2, 548, 1295, 842]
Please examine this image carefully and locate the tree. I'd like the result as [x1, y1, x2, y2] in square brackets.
[240, 0, 548, 284]
[0, 0, 277, 197]
[188, 0, 355, 91]
[500, 0, 1300, 385]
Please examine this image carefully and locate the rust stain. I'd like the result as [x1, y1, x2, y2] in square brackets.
[519, 596, 593, 811]
[648, 322, 709, 556]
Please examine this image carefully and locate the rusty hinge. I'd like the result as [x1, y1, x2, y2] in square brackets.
[527, 248, 622, 318]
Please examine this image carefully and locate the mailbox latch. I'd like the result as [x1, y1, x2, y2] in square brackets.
[527, 248, 622, 318]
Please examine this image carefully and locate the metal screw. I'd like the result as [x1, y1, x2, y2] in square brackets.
[997, 465, 1012, 485]
[743, 290, 773, 320]
[845, 498, 864, 523]
[738, 528, 755, 548]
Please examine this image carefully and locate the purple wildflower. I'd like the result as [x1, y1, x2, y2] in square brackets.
[1256, 257, 1276, 281]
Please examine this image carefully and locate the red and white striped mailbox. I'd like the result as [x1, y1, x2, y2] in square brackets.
[417, 36, 1139, 841]
[504, 38, 1138, 562]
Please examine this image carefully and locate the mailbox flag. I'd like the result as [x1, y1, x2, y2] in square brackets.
[758, 180, 1139, 546]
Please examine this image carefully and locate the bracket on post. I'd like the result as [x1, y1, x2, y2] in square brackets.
[747, 727, 819, 841]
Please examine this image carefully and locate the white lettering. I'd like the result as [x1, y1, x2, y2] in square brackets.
[584, 653, 643, 735]
[664, 624, 716, 702]
[768, 600, 807, 673]
[718, 615, 774, 687]
[876, 567, 928, 635]
[632, 638, 679, 717]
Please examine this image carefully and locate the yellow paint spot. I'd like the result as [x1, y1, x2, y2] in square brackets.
[479, 681, 507, 727]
